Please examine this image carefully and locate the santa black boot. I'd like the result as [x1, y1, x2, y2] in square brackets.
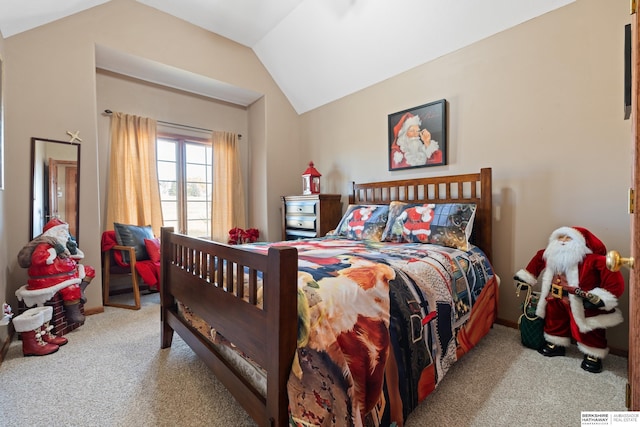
[79, 279, 92, 304]
[63, 300, 85, 324]
[539, 341, 566, 357]
[13, 308, 59, 356]
[32, 306, 68, 346]
[581, 355, 603, 373]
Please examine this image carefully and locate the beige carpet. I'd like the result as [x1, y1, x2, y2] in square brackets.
[0, 293, 628, 427]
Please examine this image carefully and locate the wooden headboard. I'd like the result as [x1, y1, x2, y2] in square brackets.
[349, 167, 492, 261]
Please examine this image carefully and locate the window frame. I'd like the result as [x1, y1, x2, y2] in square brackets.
[157, 132, 212, 237]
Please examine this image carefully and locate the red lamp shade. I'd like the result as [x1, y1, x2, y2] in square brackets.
[302, 161, 321, 195]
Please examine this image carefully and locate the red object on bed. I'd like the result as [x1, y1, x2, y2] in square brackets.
[100, 230, 160, 288]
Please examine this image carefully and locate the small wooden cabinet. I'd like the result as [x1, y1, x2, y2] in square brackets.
[281, 194, 342, 240]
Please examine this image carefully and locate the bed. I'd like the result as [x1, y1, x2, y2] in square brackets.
[160, 167, 497, 427]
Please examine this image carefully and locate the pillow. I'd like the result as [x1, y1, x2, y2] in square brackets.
[381, 201, 477, 250]
[144, 237, 161, 263]
[332, 204, 389, 241]
[113, 223, 154, 263]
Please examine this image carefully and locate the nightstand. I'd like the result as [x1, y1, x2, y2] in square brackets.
[281, 194, 342, 240]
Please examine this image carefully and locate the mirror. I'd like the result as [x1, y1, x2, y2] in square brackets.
[30, 137, 81, 242]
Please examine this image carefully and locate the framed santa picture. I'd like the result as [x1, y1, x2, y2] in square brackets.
[388, 99, 447, 171]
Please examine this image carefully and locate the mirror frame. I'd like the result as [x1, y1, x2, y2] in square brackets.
[29, 137, 81, 242]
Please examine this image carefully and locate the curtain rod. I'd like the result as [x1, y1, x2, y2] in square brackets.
[103, 109, 242, 138]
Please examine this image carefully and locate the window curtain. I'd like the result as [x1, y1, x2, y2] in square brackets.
[211, 131, 246, 242]
[105, 112, 163, 236]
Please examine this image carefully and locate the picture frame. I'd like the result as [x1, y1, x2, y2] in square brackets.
[388, 99, 447, 171]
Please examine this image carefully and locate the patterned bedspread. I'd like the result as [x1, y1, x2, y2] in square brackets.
[180, 237, 497, 427]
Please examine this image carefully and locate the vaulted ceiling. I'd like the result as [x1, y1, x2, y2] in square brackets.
[0, 0, 575, 113]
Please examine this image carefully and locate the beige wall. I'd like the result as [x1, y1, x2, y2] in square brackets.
[300, 0, 632, 351]
[2, 0, 302, 313]
[0, 0, 633, 352]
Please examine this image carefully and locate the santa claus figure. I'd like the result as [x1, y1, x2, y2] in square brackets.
[16, 218, 95, 324]
[400, 205, 435, 241]
[346, 206, 374, 239]
[390, 113, 441, 168]
[514, 226, 624, 373]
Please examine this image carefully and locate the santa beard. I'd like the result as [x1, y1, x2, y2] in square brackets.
[395, 135, 440, 166]
[543, 237, 590, 274]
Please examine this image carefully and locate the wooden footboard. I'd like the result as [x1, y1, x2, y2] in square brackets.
[159, 227, 298, 427]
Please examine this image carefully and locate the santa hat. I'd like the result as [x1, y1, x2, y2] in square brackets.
[548, 226, 607, 256]
[43, 218, 68, 235]
[393, 113, 421, 139]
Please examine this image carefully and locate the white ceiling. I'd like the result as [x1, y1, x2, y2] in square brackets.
[0, 0, 575, 114]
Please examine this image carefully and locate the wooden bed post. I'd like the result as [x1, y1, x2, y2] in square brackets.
[265, 246, 298, 427]
[478, 168, 493, 262]
[160, 226, 175, 349]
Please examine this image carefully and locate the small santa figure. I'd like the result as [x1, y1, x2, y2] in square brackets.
[346, 206, 374, 239]
[16, 218, 95, 324]
[514, 226, 624, 373]
[399, 205, 435, 241]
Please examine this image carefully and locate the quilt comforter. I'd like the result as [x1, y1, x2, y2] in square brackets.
[182, 237, 497, 427]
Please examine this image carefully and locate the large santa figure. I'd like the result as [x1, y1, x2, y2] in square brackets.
[16, 218, 95, 324]
[514, 226, 624, 373]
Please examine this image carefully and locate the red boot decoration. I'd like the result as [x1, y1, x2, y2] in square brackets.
[13, 308, 59, 356]
[33, 306, 68, 346]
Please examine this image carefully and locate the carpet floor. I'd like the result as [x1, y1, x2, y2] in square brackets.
[0, 293, 628, 426]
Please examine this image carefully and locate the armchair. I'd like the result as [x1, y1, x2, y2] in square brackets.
[101, 230, 160, 310]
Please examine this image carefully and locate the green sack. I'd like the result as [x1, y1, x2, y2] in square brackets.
[516, 282, 544, 350]
[518, 314, 545, 350]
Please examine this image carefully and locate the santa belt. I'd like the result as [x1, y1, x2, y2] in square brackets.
[551, 284, 570, 298]
[551, 283, 594, 300]
[29, 270, 76, 280]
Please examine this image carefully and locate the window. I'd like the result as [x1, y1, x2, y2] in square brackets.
[157, 135, 212, 237]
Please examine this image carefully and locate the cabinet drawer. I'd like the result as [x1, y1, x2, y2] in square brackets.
[285, 201, 317, 215]
[286, 216, 316, 230]
[285, 229, 317, 240]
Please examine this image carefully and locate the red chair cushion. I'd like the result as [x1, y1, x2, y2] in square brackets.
[144, 237, 161, 263]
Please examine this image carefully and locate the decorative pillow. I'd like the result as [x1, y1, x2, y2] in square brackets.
[144, 237, 161, 263]
[113, 223, 154, 263]
[333, 204, 389, 241]
[381, 201, 477, 250]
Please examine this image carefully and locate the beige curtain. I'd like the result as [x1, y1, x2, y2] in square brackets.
[105, 112, 163, 236]
[211, 131, 246, 242]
